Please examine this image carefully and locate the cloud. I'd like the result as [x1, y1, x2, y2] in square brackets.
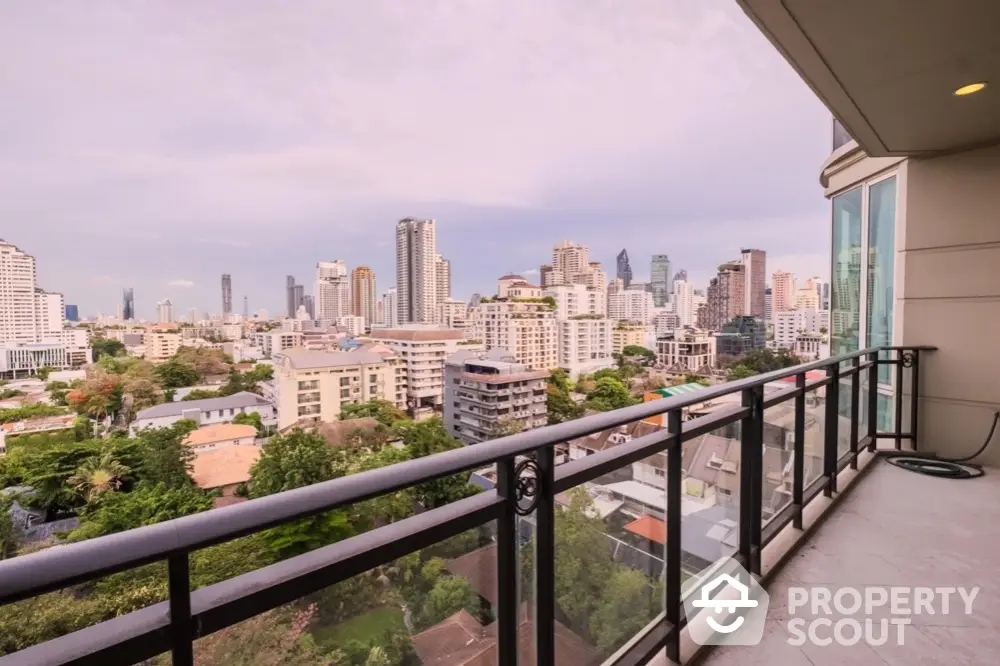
[520, 268, 540, 276]
[167, 279, 195, 288]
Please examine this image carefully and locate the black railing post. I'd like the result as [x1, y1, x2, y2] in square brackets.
[496, 458, 519, 666]
[824, 364, 840, 496]
[168, 553, 193, 666]
[895, 350, 904, 450]
[849, 357, 860, 470]
[739, 386, 763, 575]
[910, 350, 920, 450]
[867, 351, 878, 452]
[665, 409, 683, 664]
[534, 447, 556, 666]
[792, 372, 805, 530]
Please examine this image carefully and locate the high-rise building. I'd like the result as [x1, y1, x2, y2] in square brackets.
[221, 274, 232, 316]
[0, 239, 40, 343]
[473, 300, 557, 371]
[673, 269, 688, 284]
[544, 283, 606, 318]
[704, 261, 746, 330]
[396, 218, 438, 325]
[764, 287, 773, 323]
[650, 254, 672, 307]
[740, 248, 767, 318]
[378, 288, 399, 328]
[35, 289, 64, 341]
[717, 315, 766, 356]
[796, 278, 822, 310]
[123, 287, 135, 322]
[539, 264, 556, 287]
[64, 304, 79, 322]
[772, 270, 797, 313]
[607, 289, 655, 323]
[156, 299, 174, 324]
[434, 255, 451, 306]
[616, 249, 633, 288]
[286, 275, 300, 318]
[671, 280, 696, 327]
[315, 260, 350, 325]
[812, 277, 831, 310]
[188, 308, 199, 324]
[552, 241, 590, 284]
[302, 295, 315, 319]
[243, 296, 248, 319]
[351, 266, 377, 329]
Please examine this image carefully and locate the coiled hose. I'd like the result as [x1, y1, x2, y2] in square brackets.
[882, 411, 998, 479]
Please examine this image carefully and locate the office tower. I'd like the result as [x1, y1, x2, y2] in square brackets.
[123, 287, 135, 322]
[552, 241, 590, 285]
[764, 287, 773, 323]
[704, 261, 746, 330]
[434, 255, 451, 307]
[351, 266, 377, 328]
[156, 299, 174, 324]
[243, 296, 248, 319]
[539, 264, 555, 287]
[379, 288, 399, 328]
[771, 270, 797, 313]
[650, 254, 672, 307]
[0, 239, 41, 343]
[740, 248, 767, 318]
[286, 275, 299, 318]
[292, 284, 304, 317]
[221, 274, 232, 316]
[395, 218, 438, 324]
[64, 304, 79, 322]
[671, 280, 696, 327]
[673, 269, 688, 284]
[188, 308, 198, 324]
[315, 260, 350, 325]
[812, 277, 831, 310]
[303, 295, 315, 319]
[616, 249, 633, 288]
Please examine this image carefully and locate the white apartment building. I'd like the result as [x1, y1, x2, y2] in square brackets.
[436, 298, 469, 331]
[379, 289, 399, 328]
[772, 270, 797, 312]
[443, 348, 550, 445]
[794, 333, 823, 360]
[612, 322, 647, 355]
[35, 291, 64, 341]
[435, 254, 451, 306]
[145, 332, 182, 360]
[335, 315, 365, 337]
[369, 326, 473, 414]
[551, 241, 589, 283]
[773, 309, 830, 350]
[557, 318, 613, 378]
[396, 218, 438, 325]
[473, 300, 558, 372]
[544, 283, 605, 318]
[671, 280, 696, 327]
[795, 277, 821, 310]
[271, 348, 401, 430]
[656, 330, 716, 372]
[0, 239, 40, 344]
[315, 260, 350, 325]
[608, 289, 655, 323]
[258, 330, 304, 357]
[156, 299, 174, 324]
[653, 310, 681, 336]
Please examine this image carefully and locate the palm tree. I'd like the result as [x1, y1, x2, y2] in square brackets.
[69, 452, 131, 502]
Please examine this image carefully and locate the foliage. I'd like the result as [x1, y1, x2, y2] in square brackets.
[724, 348, 803, 380]
[340, 399, 407, 428]
[312, 606, 406, 652]
[182, 388, 220, 401]
[0, 388, 24, 399]
[73, 416, 94, 441]
[584, 377, 638, 412]
[34, 366, 57, 381]
[488, 417, 524, 439]
[186, 604, 326, 666]
[0, 404, 67, 424]
[0, 497, 14, 560]
[589, 567, 662, 655]
[11, 439, 104, 514]
[416, 576, 481, 630]
[683, 373, 710, 387]
[66, 364, 163, 424]
[394, 419, 480, 508]
[172, 347, 230, 380]
[622, 345, 656, 362]
[132, 420, 199, 488]
[217, 364, 272, 397]
[153, 359, 201, 389]
[232, 410, 266, 437]
[67, 482, 213, 541]
[91, 338, 126, 360]
[547, 371, 584, 425]
[67, 451, 131, 502]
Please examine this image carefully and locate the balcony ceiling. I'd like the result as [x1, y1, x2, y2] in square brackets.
[737, 0, 1000, 156]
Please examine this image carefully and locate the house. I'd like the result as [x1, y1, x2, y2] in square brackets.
[182, 423, 257, 451]
[190, 446, 261, 495]
[131, 391, 274, 433]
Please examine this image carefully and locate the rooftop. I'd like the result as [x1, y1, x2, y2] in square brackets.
[181, 423, 256, 447]
[134, 391, 268, 419]
[275, 348, 387, 369]
[190, 445, 261, 490]
[370, 327, 466, 342]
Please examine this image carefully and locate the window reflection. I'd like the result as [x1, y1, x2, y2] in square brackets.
[831, 187, 862, 357]
[867, 177, 896, 384]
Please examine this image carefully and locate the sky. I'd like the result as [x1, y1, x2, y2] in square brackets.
[0, 0, 833, 319]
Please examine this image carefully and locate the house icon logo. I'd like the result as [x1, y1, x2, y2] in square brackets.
[683, 557, 769, 646]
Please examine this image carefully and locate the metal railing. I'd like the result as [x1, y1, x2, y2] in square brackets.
[0, 346, 933, 666]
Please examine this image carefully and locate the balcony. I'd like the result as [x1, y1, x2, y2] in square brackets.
[2, 346, 978, 666]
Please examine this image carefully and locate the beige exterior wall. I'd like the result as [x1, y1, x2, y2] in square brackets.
[146, 332, 182, 360]
[612, 324, 645, 355]
[274, 357, 400, 430]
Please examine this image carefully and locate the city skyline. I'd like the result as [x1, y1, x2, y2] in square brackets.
[1, 1, 831, 318]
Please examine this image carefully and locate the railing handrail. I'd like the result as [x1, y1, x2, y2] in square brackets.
[0, 345, 902, 604]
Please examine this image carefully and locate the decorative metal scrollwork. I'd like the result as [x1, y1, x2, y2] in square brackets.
[901, 352, 915, 368]
[513, 458, 541, 516]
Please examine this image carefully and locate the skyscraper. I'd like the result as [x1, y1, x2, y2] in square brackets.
[553, 241, 590, 284]
[286, 275, 299, 318]
[379, 288, 399, 328]
[705, 261, 746, 330]
[396, 218, 438, 324]
[650, 254, 672, 307]
[672, 280, 696, 327]
[435, 255, 451, 306]
[315, 260, 350, 325]
[221, 274, 232, 316]
[740, 249, 767, 319]
[123, 287, 135, 322]
[0, 239, 40, 343]
[156, 299, 173, 324]
[64, 304, 79, 322]
[293, 285, 304, 317]
[303, 295, 315, 319]
[616, 249, 633, 288]
[351, 266, 377, 328]
[673, 269, 688, 284]
[772, 270, 797, 313]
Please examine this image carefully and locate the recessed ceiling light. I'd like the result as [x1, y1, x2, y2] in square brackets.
[954, 82, 987, 96]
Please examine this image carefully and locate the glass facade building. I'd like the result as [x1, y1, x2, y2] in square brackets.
[650, 254, 671, 307]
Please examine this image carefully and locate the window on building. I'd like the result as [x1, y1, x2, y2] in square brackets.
[340, 377, 350, 387]
[341, 388, 350, 399]
[867, 176, 896, 384]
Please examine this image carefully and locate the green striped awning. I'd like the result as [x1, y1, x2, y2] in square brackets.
[654, 383, 706, 398]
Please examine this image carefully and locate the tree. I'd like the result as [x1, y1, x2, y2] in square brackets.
[68, 482, 213, 540]
[153, 360, 200, 389]
[584, 377, 637, 411]
[172, 347, 229, 380]
[35, 366, 57, 381]
[488, 417, 524, 439]
[416, 577, 481, 630]
[182, 389, 220, 401]
[67, 451, 131, 502]
[0, 404, 67, 424]
[92, 338, 126, 360]
[232, 410, 265, 437]
[622, 345, 656, 363]
[0, 497, 14, 560]
[589, 568, 661, 655]
[16, 440, 105, 514]
[394, 419, 480, 508]
[340, 399, 407, 428]
[726, 364, 758, 380]
[185, 605, 326, 666]
[547, 379, 583, 425]
[133, 420, 198, 487]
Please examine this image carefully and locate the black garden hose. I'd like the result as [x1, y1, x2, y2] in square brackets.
[882, 411, 998, 479]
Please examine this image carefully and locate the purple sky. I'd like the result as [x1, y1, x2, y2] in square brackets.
[1, 0, 832, 318]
